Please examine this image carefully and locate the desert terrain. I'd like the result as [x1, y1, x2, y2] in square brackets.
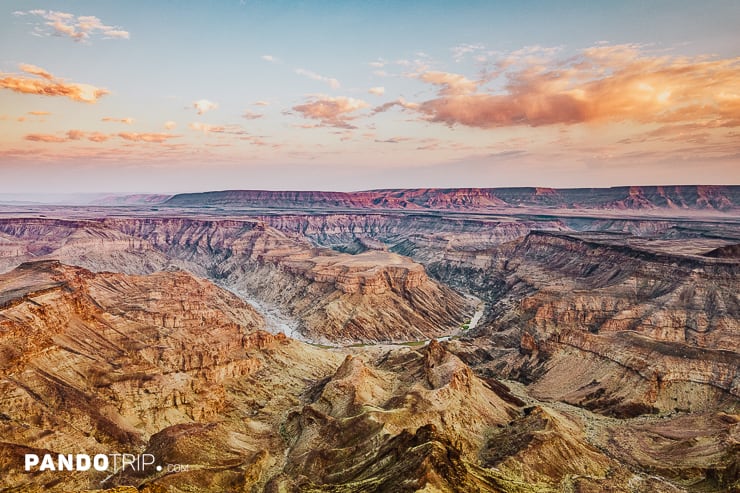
[0, 186, 737, 492]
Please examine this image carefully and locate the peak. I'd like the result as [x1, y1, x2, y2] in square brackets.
[425, 339, 447, 366]
[333, 354, 362, 379]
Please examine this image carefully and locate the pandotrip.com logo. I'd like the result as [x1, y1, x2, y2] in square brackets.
[23, 452, 192, 478]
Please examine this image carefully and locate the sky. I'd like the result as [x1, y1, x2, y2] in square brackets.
[0, 0, 738, 193]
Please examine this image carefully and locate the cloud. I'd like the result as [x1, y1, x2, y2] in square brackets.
[87, 132, 109, 142]
[292, 96, 369, 129]
[417, 71, 478, 96]
[254, 100, 270, 106]
[118, 132, 180, 143]
[368, 86, 385, 96]
[375, 136, 412, 144]
[28, 111, 50, 116]
[261, 55, 280, 63]
[412, 45, 740, 129]
[19, 64, 52, 80]
[102, 117, 134, 124]
[19, 10, 130, 42]
[193, 99, 218, 114]
[189, 122, 223, 133]
[451, 43, 485, 62]
[24, 133, 67, 143]
[189, 122, 248, 135]
[0, 64, 108, 103]
[372, 98, 420, 114]
[295, 68, 340, 89]
[164, 121, 177, 130]
[242, 111, 263, 120]
[24, 130, 110, 143]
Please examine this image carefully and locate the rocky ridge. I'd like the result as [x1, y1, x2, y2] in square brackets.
[164, 185, 740, 212]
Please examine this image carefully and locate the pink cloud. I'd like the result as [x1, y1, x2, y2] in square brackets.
[118, 132, 180, 143]
[293, 96, 369, 129]
[418, 71, 478, 96]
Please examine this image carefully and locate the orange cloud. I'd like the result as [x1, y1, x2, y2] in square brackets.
[368, 86, 385, 96]
[118, 132, 180, 143]
[66, 130, 85, 140]
[164, 121, 177, 130]
[102, 117, 134, 124]
[24, 130, 110, 143]
[28, 110, 51, 116]
[0, 64, 108, 103]
[293, 96, 369, 129]
[25, 133, 67, 143]
[19, 64, 52, 80]
[413, 46, 740, 129]
[87, 132, 109, 142]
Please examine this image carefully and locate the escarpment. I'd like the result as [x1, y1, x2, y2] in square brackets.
[164, 185, 740, 211]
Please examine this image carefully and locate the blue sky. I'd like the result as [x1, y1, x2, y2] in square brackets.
[0, 0, 738, 192]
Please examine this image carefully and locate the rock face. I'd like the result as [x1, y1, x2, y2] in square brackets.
[165, 185, 740, 211]
[0, 218, 473, 344]
[461, 231, 740, 421]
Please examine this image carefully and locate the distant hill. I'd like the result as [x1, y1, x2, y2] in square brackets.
[90, 194, 173, 206]
[165, 185, 740, 212]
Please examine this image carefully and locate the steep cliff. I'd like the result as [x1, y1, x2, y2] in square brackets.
[0, 260, 354, 492]
[469, 232, 739, 417]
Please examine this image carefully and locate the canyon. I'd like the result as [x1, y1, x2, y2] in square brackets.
[0, 187, 737, 492]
